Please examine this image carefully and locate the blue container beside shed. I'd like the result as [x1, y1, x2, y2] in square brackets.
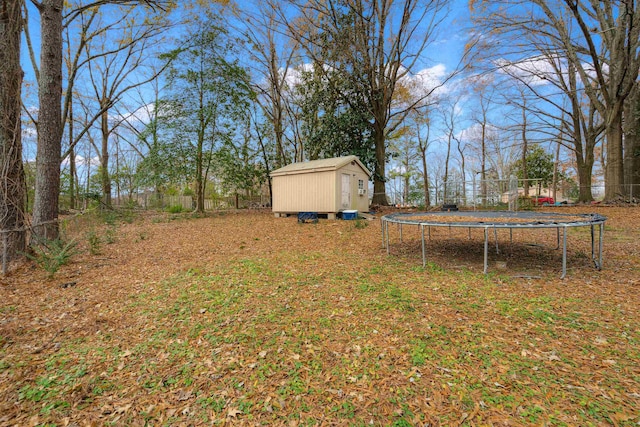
[298, 212, 319, 223]
[342, 210, 358, 220]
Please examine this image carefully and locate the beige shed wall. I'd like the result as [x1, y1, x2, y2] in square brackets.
[272, 170, 338, 213]
[334, 164, 370, 212]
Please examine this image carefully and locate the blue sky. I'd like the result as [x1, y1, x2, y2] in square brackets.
[20, 0, 472, 106]
[432, 0, 473, 71]
[19, 1, 539, 184]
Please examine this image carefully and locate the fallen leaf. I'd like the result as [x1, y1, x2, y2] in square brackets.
[227, 407, 242, 417]
[176, 390, 192, 401]
[114, 403, 132, 414]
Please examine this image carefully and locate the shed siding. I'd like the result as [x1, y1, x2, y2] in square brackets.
[272, 170, 337, 212]
[333, 163, 370, 212]
[271, 156, 371, 215]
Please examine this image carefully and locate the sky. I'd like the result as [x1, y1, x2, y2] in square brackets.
[20, 0, 574, 200]
[20, 0, 474, 133]
[430, 0, 473, 72]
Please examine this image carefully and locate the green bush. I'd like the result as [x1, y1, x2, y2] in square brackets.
[354, 218, 368, 229]
[518, 196, 533, 210]
[167, 205, 184, 214]
[25, 239, 79, 278]
[105, 226, 117, 244]
[87, 231, 101, 255]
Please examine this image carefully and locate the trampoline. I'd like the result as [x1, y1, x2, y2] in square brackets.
[381, 211, 607, 278]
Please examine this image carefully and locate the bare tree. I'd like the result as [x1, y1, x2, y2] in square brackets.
[239, 0, 300, 168]
[470, 0, 640, 201]
[114, 78, 164, 200]
[80, 7, 171, 208]
[28, 0, 171, 240]
[518, 91, 530, 197]
[466, 76, 498, 203]
[439, 97, 464, 204]
[31, 0, 64, 241]
[623, 85, 640, 196]
[411, 109, 432, 207]
[555, 0, 640, 199]
[1, 0, 26, 267]
[494, 56, 603, 202]
[388, 125, 419, 206]
[281, 0, 451, 205]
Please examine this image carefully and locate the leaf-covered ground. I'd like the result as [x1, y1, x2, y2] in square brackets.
[1, 207, 639, 426]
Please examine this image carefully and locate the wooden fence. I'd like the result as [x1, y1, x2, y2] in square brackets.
[113, 194, 270, 210]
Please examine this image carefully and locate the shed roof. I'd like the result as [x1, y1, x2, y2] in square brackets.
[270, 155, 371, 177]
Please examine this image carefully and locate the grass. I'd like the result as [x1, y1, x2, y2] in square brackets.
[3, 208, 640, 426]
[23, 261, 633, 423]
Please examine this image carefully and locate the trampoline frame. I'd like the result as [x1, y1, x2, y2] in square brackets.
[381, 211, 606, 279]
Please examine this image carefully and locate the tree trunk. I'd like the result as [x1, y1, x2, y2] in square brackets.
[457, 142, 466, 203]
[552, 140, 559, 202]
[576, 156, 595, 203]
[33, 0, 63, 241]
[604, 111, 625, 200]
[420, 148, 430, 208]
[521, 105, 529, 199]
[568, 66, 595, 203]
[68, 106, 76, 210]
[0, 0, 26, 265]
[272, 85, 285, 168]
[580, 131, 597, 203]
[100, 103, 111, 208]
[624, 88, 640, 199]
[443, 135, 452, 205]
[627, 132, 640, 199]
[115, 138, 120, 203]
[371, 121, 388, 205]
[195, 131, 204, 212]
[629, 135, 640, 199]
[480, 123, 487, 204]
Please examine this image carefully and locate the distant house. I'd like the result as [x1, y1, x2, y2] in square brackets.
[270, 155, 371, 219]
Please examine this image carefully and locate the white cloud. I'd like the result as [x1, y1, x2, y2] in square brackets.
[283, 63, 316, 88]
[458, 122, 500, 142]
[495, 54, 608, 92]
[414, 64, 447, 89]
[22, 126, 37, 138]
[398, 63, 448, 97]
[495, 56, 561, 86]
[114, 103, 156, 127]
[62, 155, 101, 167]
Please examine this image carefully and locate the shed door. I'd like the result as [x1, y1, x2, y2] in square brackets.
[341, 174, 351, 209]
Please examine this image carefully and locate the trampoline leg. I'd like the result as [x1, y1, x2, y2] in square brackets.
[381, 219, 385, 249]
[399, 223, 403, 243]
[591, 224, 596, 266]
[421, 225, 426, 267]
[510, 228, 513, 244]
[428, 226, 431, 241]
[598, 223, 604, 270]
[554, 227, 560, 250]
[561, 226, 567, 279]
[386, 221, 390, 255]
[494, 227, 500, 254]
[484, 227, 489, 274]
[468, 227, 471, 240]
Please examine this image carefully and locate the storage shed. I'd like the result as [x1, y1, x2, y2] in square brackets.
[270, 155, 371, 219]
